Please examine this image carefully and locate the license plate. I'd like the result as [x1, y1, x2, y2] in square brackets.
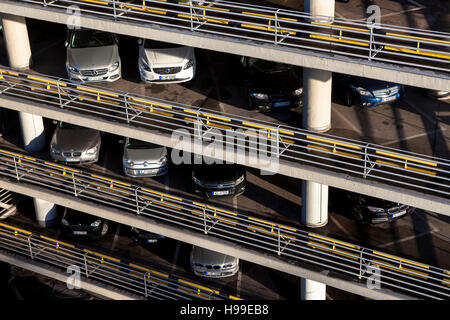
[212, 190, 229, 196]
[73, 231, 87, 235]
[64, 158, 78, 162]
[160, 75, 176, 80]
[382, 95, 397, 102]
[273, 101, 290, 107]
[85, 76, 102, 81]
[392, 210, 406, 218]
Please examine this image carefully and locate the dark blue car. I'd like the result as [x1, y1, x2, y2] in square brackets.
[334, 74, 405, 107]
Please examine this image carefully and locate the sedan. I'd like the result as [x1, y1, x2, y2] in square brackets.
[50, 121, 101, 164]
[122, 137, 168, 177]
[190, 246, 239, 279]
[61, 208, 109, 240]
[66, 28, 121, 82]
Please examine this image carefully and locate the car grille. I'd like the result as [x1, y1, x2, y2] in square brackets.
[152, 66, 182, 75]
[63, 151, 82, 157]
[204, 182, 235, 188]
[80, 68, 109, 77]
[194, 263, 234, 270]
[372, 87, 399, 98]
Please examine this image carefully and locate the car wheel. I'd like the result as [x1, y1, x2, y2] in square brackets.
[352, 204, 365, 223]
[343, 90, 353, 106]
[101, 222, 109, 236]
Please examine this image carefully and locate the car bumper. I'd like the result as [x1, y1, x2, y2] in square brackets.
[193, 181, 246, 198]
[369, 207, 415, 224]
[359, 93, 402, 107]
[123, 164, 168, 177]
[62, 225, 104, 240]
[251, 96, 302, 112]
[191, 265, 239, 278]
[51, 152, 99, 164]
[67, 67, 121, 83]
[139, 64, 195, 84]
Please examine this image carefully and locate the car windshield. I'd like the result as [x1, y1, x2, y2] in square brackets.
[126, 138, 158, 150]
[144, 39, 181, 49]
[58, 122, 80, 129]
[71, 30, 115, 48]
[249, 58, 292, 73]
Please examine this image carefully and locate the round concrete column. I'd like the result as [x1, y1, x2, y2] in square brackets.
[301, 278, 326, 300]
[302, 68, 332, 133]
[34, 198, 58, 228]
[18, 112, 46, 153]
[1, 14, 32, 69]
[305, 0, 335, 22]
[301, 180, 328, 227]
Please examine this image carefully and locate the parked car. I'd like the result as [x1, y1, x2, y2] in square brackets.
[190, 246, 239, 278]
[61, 207, 109, 239]
[122, 137, 168, 177]
[130, 227, 165, 245]
[65, 28, 121, 82]
[50, 121, 101, 164]
[334, 74, 405, 107]
[330, 189, 415, 224]
[240, 56, 303, 112]
[192, 163, 246, 198]
[427, 89, 450, 100]
[138, 38, 196, 83]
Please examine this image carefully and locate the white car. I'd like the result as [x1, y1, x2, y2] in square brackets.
[138, 38, 196, 84]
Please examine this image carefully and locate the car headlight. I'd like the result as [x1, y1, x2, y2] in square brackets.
[192, 176, 202, 186]
[67, 64, 80, 74]
[50, 145, 61, 155]
[126, 159, 134, 167]
[85, 146, 98, 155]
[183, 59, 194, 70]
[356, 87, 373, 97]
[367, 206, 385, 213]
[158, 157, 168, 165]
[235, 174, 245, 185]
[61, 218, 69, 226]
[109, 61, 120, 72]
[250, 93, 269, 100]
[293, 88, 303, 96]
[91, 219, 101, 228]
[141, 59, 151, 72]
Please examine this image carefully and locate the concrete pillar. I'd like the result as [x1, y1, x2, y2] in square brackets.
[305, 0, 335, 23]
[1, 14, 32, 69]
[34, 198, 58, 228]
[301, 278, 326, 300]
[18, 112, 46, 153]
[301, 180, 328, 227]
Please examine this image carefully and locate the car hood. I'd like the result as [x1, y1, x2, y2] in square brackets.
[52, 127, 100, 151]
[68, 45, 119, 69]
[350, 76, 400, 91]
[64, 209, 99, 225]
[191, 247, 237, 265]
[124, 146, 167, 163]
[193, 164, 244, 184]
[249, 69, 300, 95]
[141, 46, 193, 66]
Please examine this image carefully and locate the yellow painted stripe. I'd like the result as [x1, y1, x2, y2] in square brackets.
[178, 2, 230, 12]
[83, 249, 120, 263]
[0, 223, 32, 235]
[141, 188, 182, 201]
[76, 86, 119, 98]
[372, 259, 428, 279]
[207, 205, 237, 216]
[306, 135, 362, 150]
[40, 235, 75, 248]
[310, 34, 369, 47]
[229, 295, 244, 300]
[307, 144, 362, 159]
[375, 159, 436, 175]
[44, 161, 80, 173]
[0, 69, 19, 76]
[130, 263, 169, 278]
[248, 216, 296, 232]
[308, 241, 359, 260]
[154, 201, 183, 211]
[81, 0, 109, 5]
[309, 233, 360, 250]
[119, 4, 167, 15]
[386, 32, 450, 45]
[241, 23, 296, 35]
[375, 150, 437, 167]
[178, 279, 220, 294]
[248, 224, 296, 240]
[242, 11, 297, 22]
[0, 149, 36, 161]
[27, 75, 67, 87]
[129, 97, 172, 109]
[279, 129, 295, 136]
[242, 122, 274, 132]
[193, 202, 205, 208]
[311, 21, 369, 33]
[91, 174, 131, 187]
[373, 251, 429, 269]
[384, 46, 450, 60]
[204, 114, 231, 122]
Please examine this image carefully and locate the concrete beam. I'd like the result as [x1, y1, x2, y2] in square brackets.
[0, 250, 141, 300]
[0, 177, 415, 300]
[0, 1, 448, 91]
[0, 95, 448, 215]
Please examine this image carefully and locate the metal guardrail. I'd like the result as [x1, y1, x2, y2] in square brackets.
[0, 188, 19, 219]
[5, 0, 450, 75]
[0, 147, 448, 299]
[0, 67, 448, 204]
[0, 222, 242, 300]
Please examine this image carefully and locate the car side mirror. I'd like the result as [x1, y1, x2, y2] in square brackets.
[137, 38, 143, 46]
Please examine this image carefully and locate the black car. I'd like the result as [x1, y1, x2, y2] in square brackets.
[333, 73, 405, 108]
[61, 208, 109, 239]
[331, 189, 415, 224]
[130, 227, 165, 245]
[241, 56, 303, 112]
[192, 163, 246, 198]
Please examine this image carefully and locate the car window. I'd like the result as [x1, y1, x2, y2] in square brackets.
[126, 138, 158, 150]
[71, 30, 115, 48]
[59, 122, 79, 129]
[144, 39, 181, 49]
[248, 58, 292, 73]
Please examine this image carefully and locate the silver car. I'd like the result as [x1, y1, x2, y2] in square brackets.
[50, 121, 101, 164]
[190, 246, 239, 278]
[65, 29, 121, 82]
[122, 137, 168, 177]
